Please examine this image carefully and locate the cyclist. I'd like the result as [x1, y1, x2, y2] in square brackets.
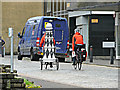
[72, 28, 84, 65]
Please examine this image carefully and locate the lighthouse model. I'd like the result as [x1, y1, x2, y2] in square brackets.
[41, 22, 59, 70]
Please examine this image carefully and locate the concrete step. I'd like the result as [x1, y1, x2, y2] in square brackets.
[0, 73, 18, 79]
[11, 83, 25, 88]
[5, 68, 17, 73]
[2, 65, 11, 69]
[10, 78, 24, 83]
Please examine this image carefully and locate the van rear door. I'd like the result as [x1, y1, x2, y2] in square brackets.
[43, 18, 68, 54]
[53, 20, 67, 54]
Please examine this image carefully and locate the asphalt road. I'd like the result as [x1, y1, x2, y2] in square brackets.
[20, 75, 80, 88]
[0, 55, 119, 88]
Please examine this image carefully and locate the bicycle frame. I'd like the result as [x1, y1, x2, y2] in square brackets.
[73, 44, 87, 70]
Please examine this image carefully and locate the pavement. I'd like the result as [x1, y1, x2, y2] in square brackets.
[83, 58, 119, 68]
[0, 55, 119, 88]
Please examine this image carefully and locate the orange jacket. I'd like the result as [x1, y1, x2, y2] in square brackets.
[40, 33, 55, 47]
[72, 32, 84, 51]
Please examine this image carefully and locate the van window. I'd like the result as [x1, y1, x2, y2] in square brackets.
[27, 26, 32, 37]
[32, 25, 38, 36]
[24, 25, 31, 38]
[22, 27, 26, 36]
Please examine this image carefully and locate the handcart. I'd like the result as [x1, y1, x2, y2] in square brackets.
[40, 23, 59, 70]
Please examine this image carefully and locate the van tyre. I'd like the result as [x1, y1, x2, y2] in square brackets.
[18, 52, 23, 60]
[30, 53, 35, 61]
[58, 58, 65, 62]
[30, 53, 39, 61]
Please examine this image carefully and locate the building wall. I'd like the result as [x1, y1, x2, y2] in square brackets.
[2, 2, 44, 54]
[67, 2, 118, 11]
[89, 15, 115, 56]
[76, 16, 89, 56]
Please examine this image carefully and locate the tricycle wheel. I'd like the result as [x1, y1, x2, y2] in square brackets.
[41, 61, 43, 70]
[78, 59, 82, 70]
[74, 60, 77, 70]
[45, 62, 48, 69]
[56, 59, 59, 70]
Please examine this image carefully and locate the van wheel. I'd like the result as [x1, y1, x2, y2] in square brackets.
[30, 53, 39, 61]
[18, 52, 23, 60]
[30, 53, 35, 61]
[58, 58, 65, 62]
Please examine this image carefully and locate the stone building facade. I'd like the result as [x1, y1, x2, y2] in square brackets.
[1, 2, 44, 54]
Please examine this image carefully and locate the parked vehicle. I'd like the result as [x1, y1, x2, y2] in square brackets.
[18, 16, 69, 61]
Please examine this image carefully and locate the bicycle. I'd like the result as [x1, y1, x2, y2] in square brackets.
[73, 44, 87, 70]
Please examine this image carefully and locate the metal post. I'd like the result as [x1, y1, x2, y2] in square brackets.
[11, 33, 13, 73]
[110, 48, 114, 64]
[90, 45, 93, 62]
[0, 36, 2, 56]
[9, 28, 13, 73]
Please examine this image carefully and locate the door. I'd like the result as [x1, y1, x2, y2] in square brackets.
[24, 25, 33, 55]
[23, 25, 31, 55]
[20, 27, 26, 55]
[89, 15, 115, 56]
[31, 24, 39, 47]
[42, 18, 68, 54]
[53, 20, 66, 53]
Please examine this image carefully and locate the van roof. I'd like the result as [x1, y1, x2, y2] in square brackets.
[28, 16, 66, 21]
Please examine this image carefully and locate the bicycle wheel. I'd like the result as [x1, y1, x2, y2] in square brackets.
[45, 63, 48, 69]
[56, 59, 59, 70]
[74, 60, 77, 70]
[78, 58, 82, 70]
[41, 61, 43, 70]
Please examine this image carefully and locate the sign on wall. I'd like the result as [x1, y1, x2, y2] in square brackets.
[102, 42, 115, 48]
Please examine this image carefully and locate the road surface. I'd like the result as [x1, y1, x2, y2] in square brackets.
[0, 56, 119, 88]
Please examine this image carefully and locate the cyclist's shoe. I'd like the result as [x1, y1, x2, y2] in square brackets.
[72, 63, 76, 65]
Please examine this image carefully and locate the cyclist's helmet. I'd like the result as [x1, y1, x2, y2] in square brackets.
[74, 28, 81, 33]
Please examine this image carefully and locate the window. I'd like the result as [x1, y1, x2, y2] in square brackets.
[27, 26, 32, 37]
[91, 19, 99, 23]
[32, 25, 38, 36]
[22, 27, 26, 36]
[44, 22, 49, 28]
[24, 25, 31, 37]
[67, 3, 70, 7]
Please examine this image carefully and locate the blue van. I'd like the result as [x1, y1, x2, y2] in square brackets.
[18, 16, 69, 61]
